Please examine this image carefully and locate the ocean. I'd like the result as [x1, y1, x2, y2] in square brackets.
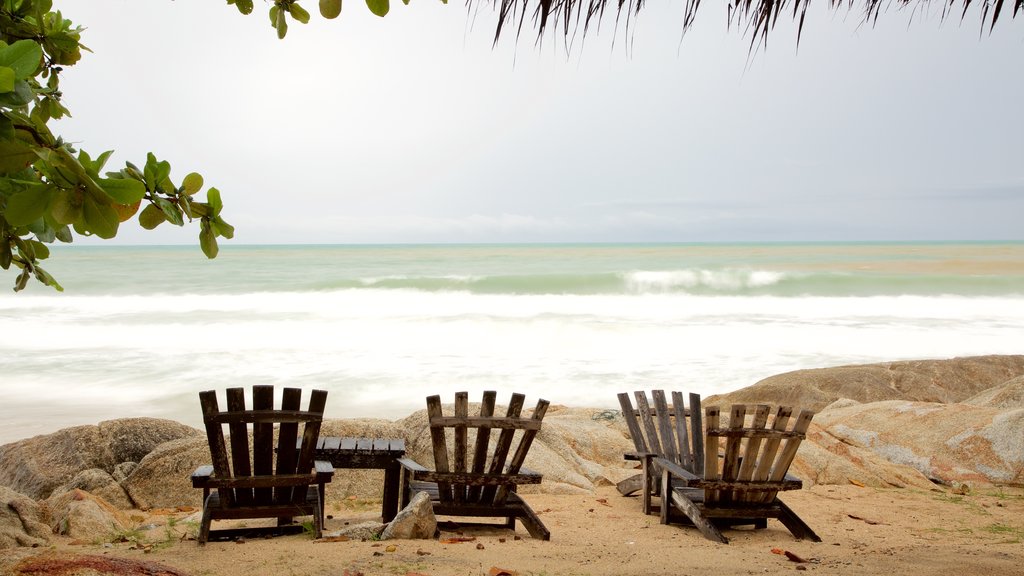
[1, 242, 1022, 444]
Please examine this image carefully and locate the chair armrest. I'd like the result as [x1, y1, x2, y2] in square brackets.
[654, 457, 701, 487]
[397, 457, 428, 473]
[315, 460, 334, 483]
[191, 465, 214, 487]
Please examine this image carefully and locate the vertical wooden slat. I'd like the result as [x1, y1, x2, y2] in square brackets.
[634, 391, 662, 456]
[617, 392, 647, 454]
[426, 395, 452, 503]
[200, 390, 234, 507]
[762, 409, 814, 503]
[468, 391, 497, 503]
[294, 389, 327, 505]
[251, 385, 274, 505]
[495, 397, 549, 505]
[226, 388, 252, 505]
[274, 388, 302, 504]
[481, 393, 525, 505]
[452, 392, 469, 504]
[720, 405, 746, 504]
[736, 404, 771, 503]
[703, 405, 721, 505]
[689, 393, 704, 474]
[670, 391, 692, 472]
[651, 390, 678, 464]
[752, 406, 792, 503]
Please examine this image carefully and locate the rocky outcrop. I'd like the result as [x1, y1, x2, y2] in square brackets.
[707, 355, 1024, 412]
[964, 375, 1024, 409]
[811, 400, 1023, 486]
[0, 486, 50, 548]
[0, 419, 201, 500]
[45, 489, 129, 541]
[52, 469, 133, 510]
[121, 437, 209, 510]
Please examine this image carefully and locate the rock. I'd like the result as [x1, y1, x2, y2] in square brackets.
[111, 462, 138, 483]
[51, 468, 133, 510]
[964, 375, 1024, 409]
[812, 400, 1024, 485]
[707, 355, 1024, 412]
[0, 486, 50, 548]
[46, 489, 130, 541]
[324, 521, 387, 541]
[380, 491, 436, 540]
[122, 436, 210, 510]
[793, 425, 936, 489]
[0, 418, 201, 500]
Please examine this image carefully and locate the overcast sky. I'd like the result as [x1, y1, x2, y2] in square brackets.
[57, 1, 1023, 245]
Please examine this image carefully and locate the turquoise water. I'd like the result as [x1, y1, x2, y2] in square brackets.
[1, 242, 1022, 443]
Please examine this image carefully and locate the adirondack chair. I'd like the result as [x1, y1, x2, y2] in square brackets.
[191, 386, 334, 544]
[656, 404, 821, 543]
[397, 391, 551, 540]
[616, 391, 703, 517]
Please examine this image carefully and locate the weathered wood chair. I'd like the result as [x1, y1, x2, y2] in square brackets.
[656, 404, 821, 543]
[617, 391, 704, 516]
[398, 391, 551, 540]
[191, 386, 334, 544]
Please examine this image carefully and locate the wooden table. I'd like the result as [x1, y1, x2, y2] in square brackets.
[311, 436, 406, 522]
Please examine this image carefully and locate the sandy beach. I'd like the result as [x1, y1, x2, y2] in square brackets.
[3, 483, 1023, 576]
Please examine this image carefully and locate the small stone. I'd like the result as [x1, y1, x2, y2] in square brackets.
[476, 543, 485, 550]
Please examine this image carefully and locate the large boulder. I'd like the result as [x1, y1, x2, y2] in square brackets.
[707, 355, 1024, 411]
[811, 400, 1024, 485]
[121, 436, 209, 510]
[45, 489, 130, 541]
[0, 486, 50, 548]
[51, 468, 134, 510]
[964, 375, 1024, 409]
[0, 418, 201, 499]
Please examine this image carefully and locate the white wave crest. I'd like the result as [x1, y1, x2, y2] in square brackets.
[624, 269, 787, 293]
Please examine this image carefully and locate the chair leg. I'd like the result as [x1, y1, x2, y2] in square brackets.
[777, 500, 821, 542]
[513, 500, 551, 541]
[616, 473, 644, 496]
[198, 495, 214, 545]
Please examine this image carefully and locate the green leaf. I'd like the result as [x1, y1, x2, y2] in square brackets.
[98, 177, 146, 204]
[81, 195, 119, 239]
[0, 137, 37, 174]
[213, 216, 235, 239]
[365, 0, 389, 17]
[275, 7, 289, 38]
[4, 187, 52, 226]
[33, 265, 63, 291]
[206, 187, 223, 217]
[289, 2, 311, 23]
[0, 39, 43, 80]
[0, 240, 11, 269]
[320, 0, 342, 19]
[0, 80, 33, 106]
[200, 219, 218, 258]
[234, 0, 254, 14]
[14, 267, 29, 292]
[182, 172, 203, 195]
[54, 224, 72, 243]
[51, 189, 83, 225]
[0, 67, 15, 93]
[27, 240, 49, 260]
[138, 203, 166, 229]
[154, 197, 184, 226]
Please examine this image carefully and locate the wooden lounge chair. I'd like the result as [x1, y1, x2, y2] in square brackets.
[616, 391, 704, 516]
[656, 404, 821, 543]
[191, 386, 334, 544]
[397, 391, 551, 540]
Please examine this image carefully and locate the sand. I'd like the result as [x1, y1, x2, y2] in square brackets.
[3, 484, 1023, 576]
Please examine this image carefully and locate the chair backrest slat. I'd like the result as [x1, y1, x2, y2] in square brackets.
[736, 404, 771, 503]
[467, 391, 497, 502]
[479, 392, 525, 505]
[251, 386, 275, 505]
[633, 391, 663, 456]
[719, 404, 746, 503]
[273, 388, 302, 504]
[703, 405, 722, 503]
[670, 391, 691, 470]
[292, 389, 327, 505]
[617, 393, 649, 455]
[200, 391, 234, 507]
[452, 392, 470, 504]
[651, 390, 678, 463]
[494, 397, 549, 505]
[226, 388, 253, 505]
[426, 395, 452, 503]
